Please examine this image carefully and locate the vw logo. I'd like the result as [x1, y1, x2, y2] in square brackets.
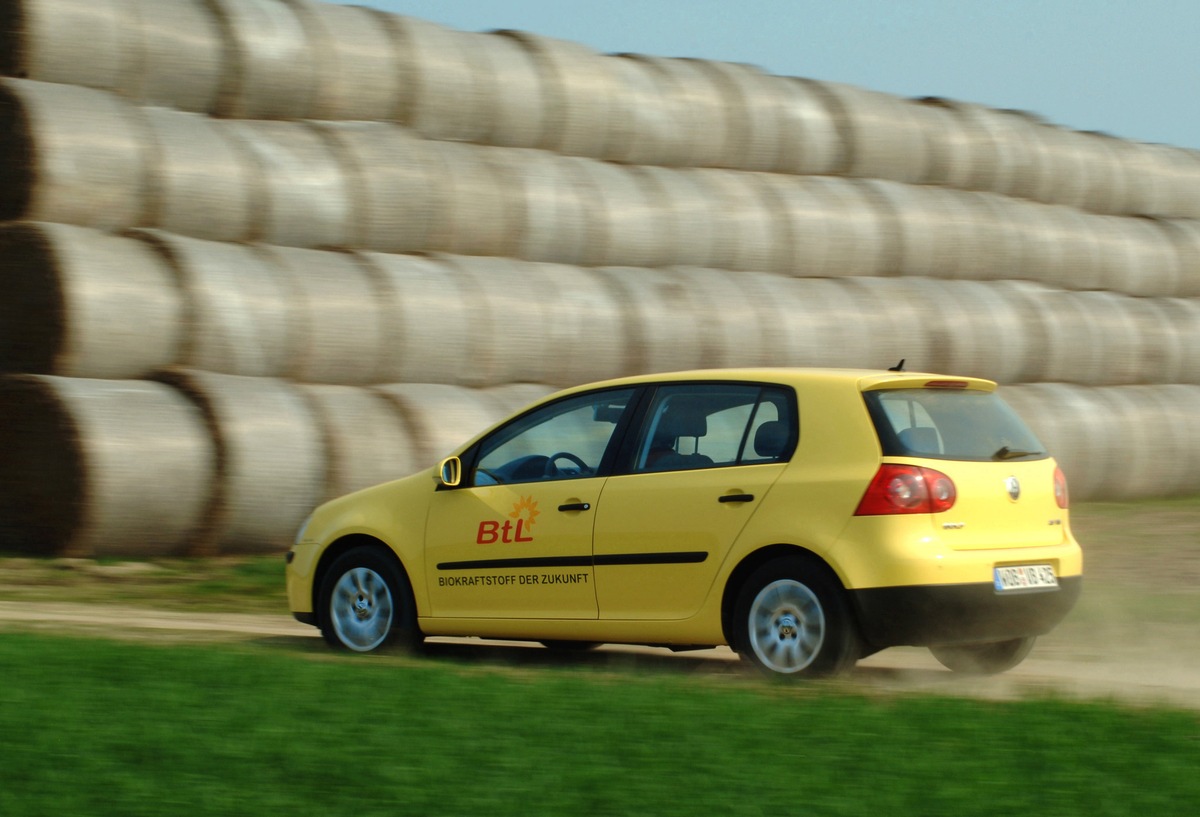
[1005, 476, 1021, 501]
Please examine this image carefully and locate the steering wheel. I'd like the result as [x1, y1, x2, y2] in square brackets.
[544, 451, 590, 477]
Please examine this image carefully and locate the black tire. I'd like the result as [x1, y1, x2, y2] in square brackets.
[733, 555, 860, 677]
[318, 546, 419, 653]
[929, 637, 1035, 675]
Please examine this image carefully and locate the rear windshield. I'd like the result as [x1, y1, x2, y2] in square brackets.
[863, 388, 1047, 462]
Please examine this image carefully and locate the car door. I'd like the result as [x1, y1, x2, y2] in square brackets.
[424, 388, 636, 619]
[592, 383, 797, 620]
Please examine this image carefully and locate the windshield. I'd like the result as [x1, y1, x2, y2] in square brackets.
[864, 388, 1047, 462]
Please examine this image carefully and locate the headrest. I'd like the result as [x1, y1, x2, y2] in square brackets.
[657, 403, 708, 439]
[753, 420, 789, 459]
[898, 426, 940, 454]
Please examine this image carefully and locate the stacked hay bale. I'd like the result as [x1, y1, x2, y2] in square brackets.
[1, 0, 1198, 556]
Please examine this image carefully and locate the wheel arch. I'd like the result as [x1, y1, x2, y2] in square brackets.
[720, 544, 853, 649]
[311, 533, 416, 624]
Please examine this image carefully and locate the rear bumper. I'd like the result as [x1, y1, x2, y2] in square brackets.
[849, 575, 1081, 648]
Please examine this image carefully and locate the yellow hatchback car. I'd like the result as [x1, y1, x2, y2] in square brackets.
[287, 368, 1082, 677]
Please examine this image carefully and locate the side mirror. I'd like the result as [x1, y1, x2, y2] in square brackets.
[437, 456, 462, 487]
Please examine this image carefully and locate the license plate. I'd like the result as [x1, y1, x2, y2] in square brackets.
[994, 564, 1058, 593]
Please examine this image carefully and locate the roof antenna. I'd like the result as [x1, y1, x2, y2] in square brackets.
[888, 359, 906, 372]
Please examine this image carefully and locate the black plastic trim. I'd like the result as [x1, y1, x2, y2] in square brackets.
[849, 575, 1082, 648]
[437, 551, 708, 571]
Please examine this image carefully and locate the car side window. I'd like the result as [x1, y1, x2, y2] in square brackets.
[634, 384, 796, 473]
[472, 389, 635, 486]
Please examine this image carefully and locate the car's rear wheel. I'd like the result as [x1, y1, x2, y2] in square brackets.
[319, 546, 419, 653]
[929, 637, 1035, 675]
[733, 556, 860, 677]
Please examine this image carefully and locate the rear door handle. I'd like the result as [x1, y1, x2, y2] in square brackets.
[558, 502, 591, 512]
[718, 494, 755, 504]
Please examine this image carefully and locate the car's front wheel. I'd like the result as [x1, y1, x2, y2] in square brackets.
[318, 546, 419, 653]
[929, 637, 1035, 674]
[733, 556, 860, 677]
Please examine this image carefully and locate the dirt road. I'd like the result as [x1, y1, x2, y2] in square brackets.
[2, 596, 1197, 710]
[1, 499, 1196, 709]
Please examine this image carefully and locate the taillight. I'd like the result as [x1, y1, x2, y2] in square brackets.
[855, 464, 957, 515]
[1054, 466, 1069, 509]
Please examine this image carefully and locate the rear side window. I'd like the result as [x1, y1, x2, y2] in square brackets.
[864, 389, 1047, 462]
[633, 384, 797, 473]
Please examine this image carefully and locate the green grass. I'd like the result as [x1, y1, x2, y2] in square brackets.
[0, 633, 1196, 817]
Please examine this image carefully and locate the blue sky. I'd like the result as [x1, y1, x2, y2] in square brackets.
[334, 0, 1199, 149]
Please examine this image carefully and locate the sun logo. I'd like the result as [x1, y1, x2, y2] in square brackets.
[509, 496, 540, 529]
[476, 497, 539, 544]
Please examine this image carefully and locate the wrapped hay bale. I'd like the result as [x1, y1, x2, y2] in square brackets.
[965, 192, 1027, 281]
[1028, 289, 1110, 385]
[669, 266, 772, 368]
[784, 177, 895, 278]
[299, 384, 421, 500]
[1025, 203, 1104, 291]
[603, 54, 687, 166]
[1158, 386, 1200, 493]
[317, 122, 441, 254]
[125, 0, 225, 112]
[0, 374, 216, 557]
[132, 230, 295, 378]
[634, 166, 720, 269]
[774, 77, 846, 176]
[295, 0, 405, 122]
[534, 264, 631, 386]
[839, 277, 935, 373]
[208, 0, 318, 119]
[499, 30, 621, 157]
[437, 254, 574, 386]
[1153, 298, 1200, 384]
[485, 383, 557, 415]
[263, 245, 389, 385]
[952, 105, 1046, 200]
[1160, 219, 1200, 297]
[374, 382, 510, 464]
[0, 78, 152, 229]
[690, 169, 785, 273]
[574, 158, 674, 268]
[221, 119, 354, 249]
[1000, 383, 1108, 501]
[0, 222, 184, 379]
[143, 107, 263, 242]
[756, 175, 839, 277]
[689, 60, 782, 172]
[159, 369, 325, 553]
[0, 0, 139, 92]
[358, 252, 481, 386]
[1027, 125, 1094, 211]
[861, 180, 971, 280]
[1088, 215, 1181, 297]
[620, 55, 731, 168]
[591, 266, 709, 375]
[423, 140, 524, 258]
[809, 81, 930, 184]
[913, 97, 1000, 191]
[486, 146, 601, 265]
[736, 274, 826, 367]
[1071, 132, 1132, 215]
[787, 278, 890, 369]
[471, 30, 550, 148]
[387, 15, 493, 143]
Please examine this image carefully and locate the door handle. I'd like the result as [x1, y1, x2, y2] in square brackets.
[718, 494, 755, 504]
[558, 502, 591, 512]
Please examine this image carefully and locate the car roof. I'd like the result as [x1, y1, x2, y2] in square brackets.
[545, 367, 997, 398]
